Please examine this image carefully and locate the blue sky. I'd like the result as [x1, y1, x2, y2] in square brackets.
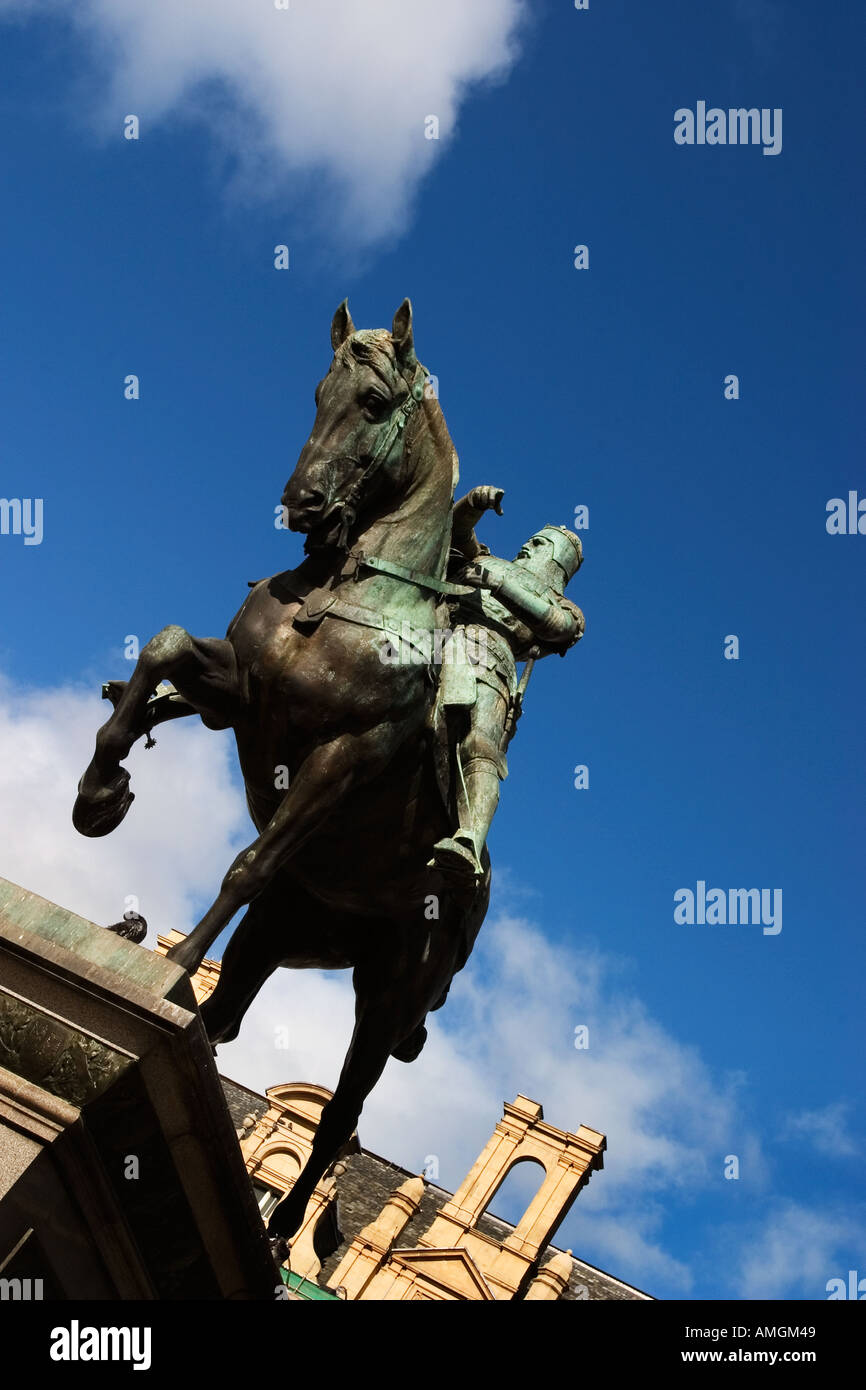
[0, 0, 863, 1300]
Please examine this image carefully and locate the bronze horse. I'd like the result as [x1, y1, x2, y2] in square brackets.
[73, 300, 489, 1239]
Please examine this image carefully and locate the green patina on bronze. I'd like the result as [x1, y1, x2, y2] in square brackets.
[0, 877, 194, 1009]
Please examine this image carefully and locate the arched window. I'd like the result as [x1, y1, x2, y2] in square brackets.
[477, 1156, 547, 1232]
[259, 1147, 302, 1190]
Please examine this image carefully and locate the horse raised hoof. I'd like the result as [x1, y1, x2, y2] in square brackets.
[391, 1022, 427, 1063]
[72, 768, 135, 838]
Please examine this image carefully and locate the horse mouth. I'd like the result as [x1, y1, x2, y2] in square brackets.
[281, 498, 328, 533]
[288, 510, 321, 534]
[286, 506, 350, 552]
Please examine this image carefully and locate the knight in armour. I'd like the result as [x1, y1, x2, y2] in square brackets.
[431, 487, 585, 885]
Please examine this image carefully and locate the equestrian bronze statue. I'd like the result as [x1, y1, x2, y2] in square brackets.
[72, 300, 585, 1240]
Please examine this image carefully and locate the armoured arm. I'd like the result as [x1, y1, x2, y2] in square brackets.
[451, 486, 505, 563]
[464, 563, 584, 646]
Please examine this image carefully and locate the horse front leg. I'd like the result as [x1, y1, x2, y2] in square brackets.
[73, 626, 239, 837]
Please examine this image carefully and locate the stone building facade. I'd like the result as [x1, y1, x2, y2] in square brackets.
[221, 1075, 652, 1302]
[155, 935, 651, 1303]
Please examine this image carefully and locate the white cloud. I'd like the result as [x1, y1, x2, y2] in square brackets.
[12, 672, 846, 1296]
[0, 671, 249, 937]
[780, 1101, 859, 1159]
[0, 0, 526, 246]
[732, 1201, 864, 1300]
[217, 911, 761, 1292]
[0, 670, 728, 1288]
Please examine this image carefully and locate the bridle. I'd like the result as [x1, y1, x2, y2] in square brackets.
[324, 356, 470, 599]
[278, 350, 473, 638]
[331, 356, 428, 550]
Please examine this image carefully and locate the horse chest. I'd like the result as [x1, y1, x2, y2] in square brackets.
[235, 605, 421, 736]
[249, 629, 346, 724]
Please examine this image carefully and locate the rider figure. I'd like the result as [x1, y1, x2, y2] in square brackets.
[431, 486, 585, 885]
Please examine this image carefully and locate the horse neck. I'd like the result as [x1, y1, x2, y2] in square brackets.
[341, 400, 456, 620]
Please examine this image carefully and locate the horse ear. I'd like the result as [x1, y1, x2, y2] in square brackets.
[331, 299, 355, 352]
[391, 298, 415, 364]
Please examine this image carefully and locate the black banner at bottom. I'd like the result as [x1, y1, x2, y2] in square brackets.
[0, 1296, 858, 1376]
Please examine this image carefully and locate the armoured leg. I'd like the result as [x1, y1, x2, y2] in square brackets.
[461, 751, 504, 855]
[430, 683, 508, 884]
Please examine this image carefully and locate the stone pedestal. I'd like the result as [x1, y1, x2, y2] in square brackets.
[0, 877, 276, 1300]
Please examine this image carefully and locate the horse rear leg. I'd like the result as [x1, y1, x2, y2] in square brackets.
[199, 895, 284, 1046]
[73, 626, 238, 837]
[165, 718, 416, 974]
[199, 872, 342, 1045]
[267, 931, 459, 1241]
[266, 989, 404, 1240]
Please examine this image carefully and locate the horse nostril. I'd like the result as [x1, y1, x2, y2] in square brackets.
[285, 487, 325, 510]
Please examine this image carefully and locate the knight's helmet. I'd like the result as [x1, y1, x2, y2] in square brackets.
[513, 524, 584, 594]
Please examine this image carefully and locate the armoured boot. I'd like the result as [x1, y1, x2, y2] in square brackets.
[429, 759, 501, 886]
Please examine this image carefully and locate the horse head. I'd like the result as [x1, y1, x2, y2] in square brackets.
[281, 299, 448, 551]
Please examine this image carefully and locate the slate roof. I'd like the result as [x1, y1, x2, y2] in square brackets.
[221, 1075, 269, 1133]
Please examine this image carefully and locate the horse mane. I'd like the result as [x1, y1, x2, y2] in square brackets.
[344, 330, 394, 376]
